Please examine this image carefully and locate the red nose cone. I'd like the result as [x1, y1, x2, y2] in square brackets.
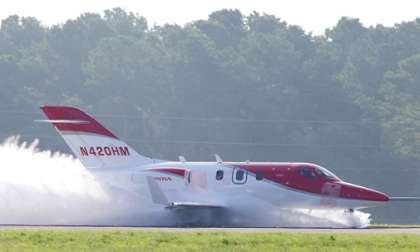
[339, 182, 389, 202]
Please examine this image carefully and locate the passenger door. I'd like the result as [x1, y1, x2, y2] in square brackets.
[232, 168, 247, 184]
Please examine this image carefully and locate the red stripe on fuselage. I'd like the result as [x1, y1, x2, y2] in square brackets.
[229, 162, 388, 202]
[146, 168, 186, 177]
[230, 162, 326, 194]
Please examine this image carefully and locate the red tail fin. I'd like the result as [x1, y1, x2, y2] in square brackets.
[40, 106, 153, 169]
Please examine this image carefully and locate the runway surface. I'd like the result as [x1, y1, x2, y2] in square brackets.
[1, 226, 420, 234]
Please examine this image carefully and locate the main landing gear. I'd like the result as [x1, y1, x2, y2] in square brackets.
[345, 208, 355, 214]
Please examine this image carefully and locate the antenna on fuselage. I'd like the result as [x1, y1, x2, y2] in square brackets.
[179, 156, 187, 163]
[214, 154, 223, 164]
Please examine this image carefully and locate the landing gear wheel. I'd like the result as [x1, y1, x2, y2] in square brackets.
[344, 208, 355, 214]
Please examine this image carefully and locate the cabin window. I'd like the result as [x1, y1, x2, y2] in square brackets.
[299, 167, 316, 178]
[236, 170, 245, 181]
[232, 168, 247, 184]
[256, 172, 264, 180]
[216, 170, 224, 180]
[315, 166, 340, 180]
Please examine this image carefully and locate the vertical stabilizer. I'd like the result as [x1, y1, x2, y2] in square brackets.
[40, 106, 153, 169]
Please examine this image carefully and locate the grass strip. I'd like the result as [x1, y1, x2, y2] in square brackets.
[0, 230, 419, 252]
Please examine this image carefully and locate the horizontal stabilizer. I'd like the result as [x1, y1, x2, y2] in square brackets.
[389, 197, 420, 201]
[35, 119, 90, 124]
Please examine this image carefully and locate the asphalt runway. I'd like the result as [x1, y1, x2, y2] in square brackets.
[1, 226, 420, 234]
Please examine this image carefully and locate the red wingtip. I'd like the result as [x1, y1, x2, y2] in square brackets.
[40, 106, 118, 139]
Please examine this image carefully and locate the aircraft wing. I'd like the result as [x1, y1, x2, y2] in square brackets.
[166, 202, 223, 210]
[146, 176, 224, 210]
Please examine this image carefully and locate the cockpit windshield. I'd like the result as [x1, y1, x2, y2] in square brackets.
[315, 166, 340, 180]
